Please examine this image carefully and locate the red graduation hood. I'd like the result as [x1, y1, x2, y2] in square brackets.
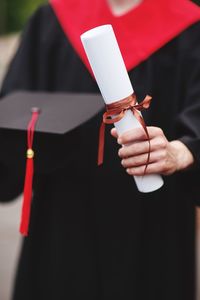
[50, 0, 200, 72]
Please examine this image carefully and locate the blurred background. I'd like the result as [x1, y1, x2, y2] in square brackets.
[0, 0, 200, 300]
[0, 0, 47, 85]
[0, 0, 46, 35]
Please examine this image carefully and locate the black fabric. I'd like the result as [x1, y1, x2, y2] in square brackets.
[1, 4, 200, 300]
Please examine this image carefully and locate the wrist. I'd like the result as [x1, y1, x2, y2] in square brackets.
[169, 140, 194, 172]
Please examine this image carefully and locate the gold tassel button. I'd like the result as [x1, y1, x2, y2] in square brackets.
[27, 149, 34, 159]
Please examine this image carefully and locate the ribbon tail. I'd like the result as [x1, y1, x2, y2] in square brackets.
[133, 109, 151, 175]
[138, 95, 152, 109]
[20, 156, 34, 236]
[98, 122, 106, 166]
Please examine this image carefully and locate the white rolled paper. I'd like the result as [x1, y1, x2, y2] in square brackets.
[81, 25, 164, 193]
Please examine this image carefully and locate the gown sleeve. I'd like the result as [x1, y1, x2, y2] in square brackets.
[174, 22, 200, 205]
[0, 5, 82, 201]
[0, 7, 45, 201]
[175, 22, 200, 166]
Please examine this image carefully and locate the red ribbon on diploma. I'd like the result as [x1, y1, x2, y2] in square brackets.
[98, 93, 152, 172]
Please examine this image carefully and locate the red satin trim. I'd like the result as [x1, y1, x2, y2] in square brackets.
[98, 94, 152, 172]
[50, 0, 200, 73]
[20, 109, 40, 236]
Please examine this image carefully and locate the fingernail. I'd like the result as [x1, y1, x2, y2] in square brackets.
[118, 138, 122, 144]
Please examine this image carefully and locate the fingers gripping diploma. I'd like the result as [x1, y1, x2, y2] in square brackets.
[111, 127, 195, 176]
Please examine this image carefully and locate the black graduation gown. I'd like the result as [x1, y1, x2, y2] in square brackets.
[1, 4, 200, 300]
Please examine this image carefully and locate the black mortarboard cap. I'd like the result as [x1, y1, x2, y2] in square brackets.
[0, 91, 104, 236]
[0, 91, 103, 134]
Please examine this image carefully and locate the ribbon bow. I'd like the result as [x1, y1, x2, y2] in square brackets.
[98, 93, 152, 173]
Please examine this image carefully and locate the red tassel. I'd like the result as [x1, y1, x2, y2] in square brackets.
[20, 152, 34, 236]
[20, 108, 40, 236]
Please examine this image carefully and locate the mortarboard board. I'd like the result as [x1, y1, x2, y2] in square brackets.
[0, 91, 103, 134]
[0, 91, 104, 236]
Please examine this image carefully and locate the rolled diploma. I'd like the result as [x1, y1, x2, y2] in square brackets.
[81, 25, 164, 193]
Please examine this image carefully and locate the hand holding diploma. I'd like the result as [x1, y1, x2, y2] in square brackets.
[111, 127, 195, 175]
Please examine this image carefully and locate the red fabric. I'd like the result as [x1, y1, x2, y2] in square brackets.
[50, 0, 200, 73]
[20, 111, 39, 236]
